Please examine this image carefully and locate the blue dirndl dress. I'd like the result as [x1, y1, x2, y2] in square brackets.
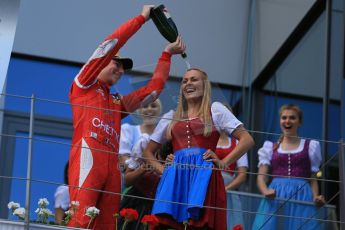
[150, 112, 232, 229]
[252, 140, 322, 230]
[152, 147, 213, 222]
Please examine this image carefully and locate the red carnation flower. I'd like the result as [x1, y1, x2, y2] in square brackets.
[141, 214, 159, 229]
[233, 224, 244, 230]
[119, 208, 139, 222]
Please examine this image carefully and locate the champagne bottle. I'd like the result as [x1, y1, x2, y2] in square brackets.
[150, 4, 187, 59]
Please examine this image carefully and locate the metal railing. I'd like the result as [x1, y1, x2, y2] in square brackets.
[0, 92, 343, 229]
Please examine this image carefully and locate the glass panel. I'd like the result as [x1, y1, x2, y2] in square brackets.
[8, 132, 70, 222]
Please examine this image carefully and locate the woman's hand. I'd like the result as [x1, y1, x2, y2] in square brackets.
[203, 149, 226, 169]
[225, 184, 232, 191]
[263, 189, 276, 199]
[314, 195, 325, 206]
[143, 141, 165, 175]
[165, 154, 174, 164]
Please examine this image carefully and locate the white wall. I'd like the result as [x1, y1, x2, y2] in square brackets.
[262, 1, 344, 100]
[13, 0, 250, 86]
[252, 0, 316, 79]
[12, 0, 342, 100]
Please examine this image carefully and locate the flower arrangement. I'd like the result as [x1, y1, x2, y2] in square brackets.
[8, 199, 54, 223]
[38, 198, 49, 207]
[13, 208, 26, 220]
[119, 208, 139, 230]
[71, 201, 80, 208]
[85, 206, 100, 229]
[8, 201, 26, 220]
[141, 214, 159, 230]
[64, 210, 73, 225]
[35, 198, 54, 224]
[64, 200, 80, 225]
[7, 202, 20, 212]
[7, 200, 163, 230]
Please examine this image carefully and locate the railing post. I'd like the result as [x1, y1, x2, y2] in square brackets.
[340, 139, 345, 230]
[25, 94, 35, 230]
[321, 0, 332, 197]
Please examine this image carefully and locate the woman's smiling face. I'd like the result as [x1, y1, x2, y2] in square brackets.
[280, 109, 301, 136]
[181, 69, 204, 101]
[138, 100, 161, 125]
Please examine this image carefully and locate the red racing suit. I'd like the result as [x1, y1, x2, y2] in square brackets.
[68, 14, 172, 230]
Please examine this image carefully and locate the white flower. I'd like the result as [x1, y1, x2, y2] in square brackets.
[64, 210, 73, 224]
[36, 208, 53, 217]
[7, 201, 20, 210]
[85, 206, 100, 218]
[65, 210, 73, 216]
[38, 198, 49, 207]
[13, 207, 26, 219]
[71, 201, 80, 207]
[42, 208, 54, 216]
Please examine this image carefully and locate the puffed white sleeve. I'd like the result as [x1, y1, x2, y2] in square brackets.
[211, 102, 243, 135]
[150, 110, 174, 144]
[257, 141, 274, 167]
[54, 185, 70, 210]
[309, 140, 322, 173]
[119, 123, 134, 155]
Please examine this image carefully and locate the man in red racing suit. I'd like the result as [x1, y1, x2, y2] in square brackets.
[68, 5, 185, 229]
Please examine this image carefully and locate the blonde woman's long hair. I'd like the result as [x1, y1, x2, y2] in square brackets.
[274, 104, 303, 150]
[166, 68, 213, 139]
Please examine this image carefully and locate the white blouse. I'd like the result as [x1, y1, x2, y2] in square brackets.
[119, 123, 143, 156]
[54, 185, 70, 210]
[257, 139, 322, 172]
[119, 123, 148, 169]
[151, 102, 243, 144]
[119, 123, 149, 169]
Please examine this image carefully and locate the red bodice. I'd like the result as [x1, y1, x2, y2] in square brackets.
[171, 118, 220, 152]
